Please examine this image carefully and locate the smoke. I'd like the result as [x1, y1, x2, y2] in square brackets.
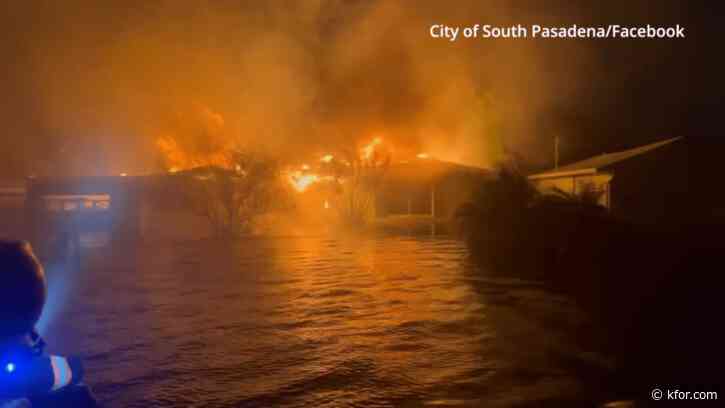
[0, 0, 696, 176]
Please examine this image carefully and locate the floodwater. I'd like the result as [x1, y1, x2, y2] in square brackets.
[41, 236, 615, 407]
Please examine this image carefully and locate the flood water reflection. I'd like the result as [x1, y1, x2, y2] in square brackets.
[43, 236, 613, 407]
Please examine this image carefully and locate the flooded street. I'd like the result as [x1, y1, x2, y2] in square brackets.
[41, 236, 612, 407]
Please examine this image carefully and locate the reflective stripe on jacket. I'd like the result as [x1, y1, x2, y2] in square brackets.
[0, 355, 83, 399]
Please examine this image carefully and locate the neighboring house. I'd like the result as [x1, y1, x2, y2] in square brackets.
[529, 137, 687, 223]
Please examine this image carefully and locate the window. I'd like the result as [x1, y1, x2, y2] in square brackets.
[42, 194, 112, 212]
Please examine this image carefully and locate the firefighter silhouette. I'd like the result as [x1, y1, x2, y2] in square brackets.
[0, 241, 97, 407]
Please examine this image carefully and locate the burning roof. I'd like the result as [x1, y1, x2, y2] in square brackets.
[154, 133, 490, 194]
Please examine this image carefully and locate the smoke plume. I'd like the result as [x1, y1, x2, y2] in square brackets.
[0, 0, 701, 177]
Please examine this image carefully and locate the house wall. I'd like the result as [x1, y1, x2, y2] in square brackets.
[376, 171, 485, 219]
[377, 184, 431, 217]
[25, 177, 145, 253]
[530, 140, 707, 225]
[531, 173, 612, 208]
[140, 205, 212, 241]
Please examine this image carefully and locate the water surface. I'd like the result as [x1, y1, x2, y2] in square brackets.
[43, 236, 611, 407]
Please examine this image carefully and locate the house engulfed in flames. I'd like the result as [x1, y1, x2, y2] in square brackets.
[15, 138, 492, 246]
[278, 138, 492, 228]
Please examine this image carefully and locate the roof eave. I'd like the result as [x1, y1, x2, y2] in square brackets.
[528, 168, 598, 180]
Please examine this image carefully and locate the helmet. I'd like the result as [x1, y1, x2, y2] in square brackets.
[0, 241, 46, 339]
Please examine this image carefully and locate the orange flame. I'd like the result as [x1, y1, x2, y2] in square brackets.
[154, 106, 235, 172]
[362, 137, 382, 160]
[156, 134, 232, 172]
[287, 170, 320, 192]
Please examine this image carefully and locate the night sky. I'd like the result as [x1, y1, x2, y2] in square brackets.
[0, 1, 720, 177]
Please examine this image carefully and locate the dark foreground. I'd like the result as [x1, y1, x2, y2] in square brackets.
[37, 235, 638, 407]
[463, 211, 725, 404]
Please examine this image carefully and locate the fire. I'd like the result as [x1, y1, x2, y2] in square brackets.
[286, 137, 388, 193]
[156, 134, 232, 172]
[417, 153, 430, 159]
[154, 106, 236, 173]
[286, 160, 342, 193]
[288, 170, 320, 192]
[362, 137, 382, 160]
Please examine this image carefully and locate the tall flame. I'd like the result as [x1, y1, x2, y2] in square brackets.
[154, 106, 235, 172]
[156, 134, 232, 172]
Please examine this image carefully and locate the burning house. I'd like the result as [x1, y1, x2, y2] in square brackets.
[280, 138, 492, 233]
[13, 137, 493, 244]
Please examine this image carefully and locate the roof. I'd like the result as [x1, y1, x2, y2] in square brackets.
[532, 137, 681, 178]
[386, 158, 492, 185]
